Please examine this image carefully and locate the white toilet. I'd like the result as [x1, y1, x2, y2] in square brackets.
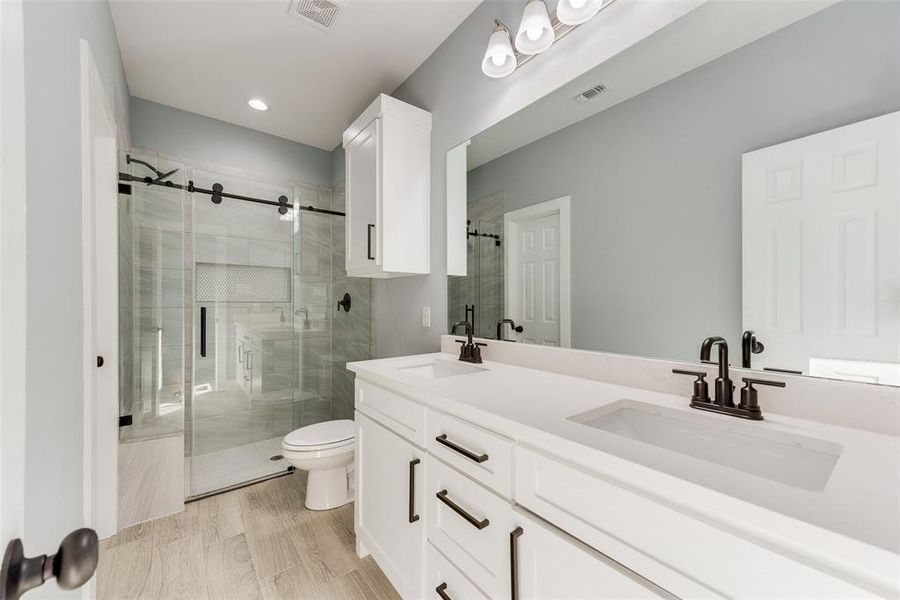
[282, 419, 355, 510]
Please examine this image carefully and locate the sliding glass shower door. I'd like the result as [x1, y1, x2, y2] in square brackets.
[188, 168, 298, 497]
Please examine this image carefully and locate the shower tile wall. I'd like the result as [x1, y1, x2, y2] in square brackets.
[294, 182, 338, 428]
[331, 181, 373, 420]
[448, 191, 505, 338]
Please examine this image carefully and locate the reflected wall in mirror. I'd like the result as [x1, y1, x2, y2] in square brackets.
[446, 0, 900, 386]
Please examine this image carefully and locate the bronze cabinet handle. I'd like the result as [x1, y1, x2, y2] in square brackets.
[408, 458, 420, 524]
[436, 490, 489, 530]
[510, 527, 524, 600]
[435, 434, 488, 464]
[366, 224, 375, 260]
[435, 582, 452, 600]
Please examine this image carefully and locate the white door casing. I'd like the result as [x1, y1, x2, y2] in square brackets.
[505, 197, 571, 347]
[80, 39, 119, 539]
[742, 111, 899, 384]
[0, 0, 28, 546]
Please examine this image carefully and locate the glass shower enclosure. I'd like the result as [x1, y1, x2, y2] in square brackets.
[120, 149, 366, 500]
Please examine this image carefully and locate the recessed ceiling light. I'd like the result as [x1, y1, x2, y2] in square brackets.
[248, 98, 269, 111]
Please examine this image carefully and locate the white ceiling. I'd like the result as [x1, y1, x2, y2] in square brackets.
[110, 0, 481, 151]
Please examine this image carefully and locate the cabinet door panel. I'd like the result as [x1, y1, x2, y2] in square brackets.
[346, 119, 379, 275]
[426, 456, 514, 598]
[355, 411, 424, 599]
[512, 508, 664, 599]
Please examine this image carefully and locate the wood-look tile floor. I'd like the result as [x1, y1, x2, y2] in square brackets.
[97, 472, 399, 600]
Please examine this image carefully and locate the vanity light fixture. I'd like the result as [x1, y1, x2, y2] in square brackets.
[514, 0, 555, 54]
[557, 0, 603, 25]
[248, 98, 269, 111]
[482, 0, 616, 78]
[481, 21, 517, 78]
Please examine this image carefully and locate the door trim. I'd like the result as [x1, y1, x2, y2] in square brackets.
[0, 0, 28, 544]
[504, 196, 572, 348]
[80, 39, 119, 540]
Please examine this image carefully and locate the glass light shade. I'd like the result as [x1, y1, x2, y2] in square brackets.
[514, 0, 555, 55]
[481, 28, 516, 78]
[556, 0, 602, 25]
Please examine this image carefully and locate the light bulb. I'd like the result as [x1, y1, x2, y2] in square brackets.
[482, 24, 516, 78]
[514, 0, 554, 55]
[557, 0, 602, 25]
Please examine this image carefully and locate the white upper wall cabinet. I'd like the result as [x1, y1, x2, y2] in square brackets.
[343, 94, 431, 278]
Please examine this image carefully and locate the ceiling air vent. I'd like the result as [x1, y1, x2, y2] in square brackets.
[288, 0, 345, 31]
[574, 83, 608, 103]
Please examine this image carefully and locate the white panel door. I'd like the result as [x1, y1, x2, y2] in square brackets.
[742, 112, 899, 383]
[515, 213, 560, 346]
[355, 411, 425, 600]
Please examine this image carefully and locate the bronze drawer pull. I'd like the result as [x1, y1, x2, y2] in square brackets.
[408, 458, 420, 523]
[435, 434, 488, 463]
[436, 582, 452, 600]
[510, 527, 524, 600]
[436, 489, 489, 530]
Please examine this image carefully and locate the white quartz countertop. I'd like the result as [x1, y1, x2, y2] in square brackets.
[348, 352, 900, 590]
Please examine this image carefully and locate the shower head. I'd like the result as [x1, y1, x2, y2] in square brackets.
[126, 154, 179, 186]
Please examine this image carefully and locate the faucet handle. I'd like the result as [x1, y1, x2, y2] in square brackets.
[742, 377, 786, 388]
[672, 368, 706, 377]
[672, 369, 710, 404]
[739, 377, 785, 417]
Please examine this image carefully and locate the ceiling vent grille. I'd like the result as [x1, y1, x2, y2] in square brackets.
[574, 83, 608, 103]
[289, 0, 345, 31]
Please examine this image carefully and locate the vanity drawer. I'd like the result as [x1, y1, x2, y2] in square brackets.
[355, 379, 427, 447]
[426, 456, 515, 599]
[427, 410, 513, 498]
[426, 541, 490, 600]
[514, 446, 877, 599]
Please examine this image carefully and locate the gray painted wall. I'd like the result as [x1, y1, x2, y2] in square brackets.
[466, 0, 900, 362]
[22, 0, 129, 576]
[130, 97, 334, 187]
[331, 145, 345, 186]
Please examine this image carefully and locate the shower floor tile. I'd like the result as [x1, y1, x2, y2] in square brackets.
[186, 436, 288, 497]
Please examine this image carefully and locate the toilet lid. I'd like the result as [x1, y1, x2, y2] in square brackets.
[283, 419, 354, 448]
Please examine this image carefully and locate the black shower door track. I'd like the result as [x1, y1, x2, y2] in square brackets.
[118, 172, 346, 217]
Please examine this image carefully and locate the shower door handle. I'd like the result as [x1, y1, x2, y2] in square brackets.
[200, 306, 207, 357]
[366, 224, 375, 260]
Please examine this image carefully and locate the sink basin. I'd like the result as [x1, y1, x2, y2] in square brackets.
[400, 359, 487, 379]
[568, 400, 842, 491]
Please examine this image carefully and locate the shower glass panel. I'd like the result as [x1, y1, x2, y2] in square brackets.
[476, 219, 503, 339]
[188, 168, 297, 496]
[120, 150, 186, 443]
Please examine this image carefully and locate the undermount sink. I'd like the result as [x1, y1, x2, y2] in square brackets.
[568, 400, 842, 491]
[400, 359, 487, 379]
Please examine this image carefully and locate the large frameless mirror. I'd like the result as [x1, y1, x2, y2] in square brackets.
[446, 0, 900, 387]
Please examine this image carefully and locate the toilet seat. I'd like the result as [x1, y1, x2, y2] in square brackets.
[282, 419, 354, 452]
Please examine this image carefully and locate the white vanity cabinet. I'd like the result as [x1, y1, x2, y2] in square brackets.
[355, 411, 426, 599]
[354, 377, 666, 600]
[342, 94, 431, 278]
